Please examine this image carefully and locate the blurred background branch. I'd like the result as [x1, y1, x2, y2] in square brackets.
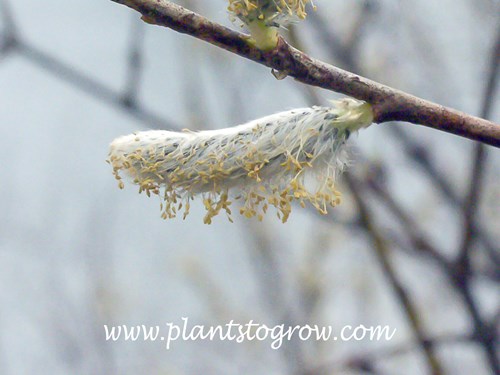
[0, 0, 498, 374]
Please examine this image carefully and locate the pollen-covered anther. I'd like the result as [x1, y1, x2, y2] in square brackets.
[228, 0, 313, 25]
[107, 98, 373, 223]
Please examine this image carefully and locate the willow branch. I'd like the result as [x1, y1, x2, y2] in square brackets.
[110, 0, 500, 148]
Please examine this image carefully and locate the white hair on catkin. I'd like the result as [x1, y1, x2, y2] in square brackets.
[108, 98, 373, 224]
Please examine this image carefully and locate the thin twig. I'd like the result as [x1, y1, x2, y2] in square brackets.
[15, 40, 179, 130]
[345, 174, 444, 375]
[448, 266, 500, 375]
[0, 0, 18, 57]
[363, 165, 449, 267]
[299, 9, 499, 373]
[308, 332, 473, 374]
[109, 0, 500, 147]
[457, 24, 500, 265]
[308, 2, 499, 260]
[0, 0, 16, 35]
[1, 1, 178, 131]
[449, 24, 500, 375]
[311, 8, 500, 372]
[307, 10, 359, 72]
[387, 125, 498, 263]
[122, 15, 146, 107]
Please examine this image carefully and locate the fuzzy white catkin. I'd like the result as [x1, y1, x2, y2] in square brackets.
[108, 98, 373, 224]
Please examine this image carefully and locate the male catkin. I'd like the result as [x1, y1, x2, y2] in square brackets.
[108, 99, 373, 223]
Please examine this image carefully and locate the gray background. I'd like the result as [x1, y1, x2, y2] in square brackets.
[0, 0, 499, 374]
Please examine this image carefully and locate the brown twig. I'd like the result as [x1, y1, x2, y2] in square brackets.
[308, 7, 500, 372]
[363, 165, 449, 267]
[458, 24, 500, 265]
[450, 24, 500, 375]
[307, 2, 499, 262]
[345, 174, 444, 375]
[110, 0, 500, 147]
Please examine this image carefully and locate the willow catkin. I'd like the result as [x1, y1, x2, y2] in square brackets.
[108, 98, 373, 224]
[227, 0, 313, 25]
[227, 0, 316, 50]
